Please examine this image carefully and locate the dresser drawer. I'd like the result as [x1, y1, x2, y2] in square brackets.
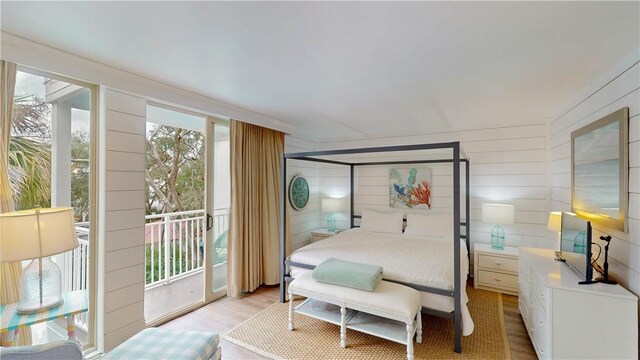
[478, 254, 519, 273]
[518, 296, 530, 329]
[531, 273, 550, 311]
[477, 270, 518, 290]
[533, 306, 551, 359]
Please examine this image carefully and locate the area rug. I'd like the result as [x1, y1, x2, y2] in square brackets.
[224, 286, 511, 359]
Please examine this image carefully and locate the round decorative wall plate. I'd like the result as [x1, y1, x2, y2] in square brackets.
[288, 175, 309, 211]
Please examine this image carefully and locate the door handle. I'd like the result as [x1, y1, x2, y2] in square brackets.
[206, 214, 213, 231]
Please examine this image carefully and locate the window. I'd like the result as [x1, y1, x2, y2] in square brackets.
[9, 68, 96, 348]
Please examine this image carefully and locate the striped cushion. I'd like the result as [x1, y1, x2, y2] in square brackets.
[104, 328, 220, 360]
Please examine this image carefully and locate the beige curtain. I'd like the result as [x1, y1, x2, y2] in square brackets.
[228, 120, 286, 297]
[0, 60, 32, 345]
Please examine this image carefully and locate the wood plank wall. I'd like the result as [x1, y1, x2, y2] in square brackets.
[100, 88, 147, 351]
[549, 61, 640, 297]
[317, 123, 550, 259]
[284, 135, 321, 251]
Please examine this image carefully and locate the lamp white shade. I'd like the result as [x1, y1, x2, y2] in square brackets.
[481, 203, 514, 225]
[547, 211, 562, 232]
[321, 198, 341, 213]
[0, 207, 78, 262]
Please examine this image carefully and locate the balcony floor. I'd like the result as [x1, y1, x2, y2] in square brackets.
[145, 264, 227, 323]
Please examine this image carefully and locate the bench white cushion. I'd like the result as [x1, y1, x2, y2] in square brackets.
[290, 271, 421, 321]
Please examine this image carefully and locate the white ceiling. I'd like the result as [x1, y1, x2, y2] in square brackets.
[1, 2, 638, 141]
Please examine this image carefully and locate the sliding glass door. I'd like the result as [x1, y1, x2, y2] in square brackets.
[204, 119, 230, 301]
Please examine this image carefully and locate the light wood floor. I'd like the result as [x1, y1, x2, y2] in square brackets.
[161, 286, 537, 359]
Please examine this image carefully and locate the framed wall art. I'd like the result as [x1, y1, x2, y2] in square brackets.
[389, 167, 431, 209]
[288, 175, 309, 211]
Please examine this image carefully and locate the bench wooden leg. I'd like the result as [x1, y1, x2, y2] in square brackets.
[288, 288, 294, 331]
[416, 308, 423, 344]
[340, 306, 347, 348]
[406, 322, 414, 360]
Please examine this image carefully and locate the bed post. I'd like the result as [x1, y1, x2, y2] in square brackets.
[350, 164, 355, 228]
[280, 155, 287, 303]
[465, 159, 470, 260]
[452, 143, 462, 353]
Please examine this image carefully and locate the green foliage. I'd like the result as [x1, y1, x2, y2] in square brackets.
[146, 124, 205, 215]
[71, 131, 90, 221]
[9, 94, 52, 210]
[144, 231, 228, 284]
[8, 137, 52, 210]
[145, 239, 204, 284]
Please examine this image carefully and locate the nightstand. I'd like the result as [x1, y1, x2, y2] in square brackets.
[473, 243, 519, 295]
[310, 228, 339, 243]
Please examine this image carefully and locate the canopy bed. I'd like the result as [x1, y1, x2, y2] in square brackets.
[279, 142, 470, 353]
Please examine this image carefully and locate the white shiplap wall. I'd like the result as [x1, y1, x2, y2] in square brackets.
[99, 89, 147, 351]
[317, 124, 550, 257]
[550, 60, 640, 297]
[285, 135, 321, 251]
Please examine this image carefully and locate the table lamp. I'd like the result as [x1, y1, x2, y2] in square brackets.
[322, 198, 341, 233]
[0, 207, 79, 314]
[547, 211, 562, 249]
[482, 203, 514, 250]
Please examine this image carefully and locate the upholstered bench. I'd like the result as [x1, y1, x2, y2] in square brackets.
[103, 328, 220, 360]
[288, 271, 422, 360]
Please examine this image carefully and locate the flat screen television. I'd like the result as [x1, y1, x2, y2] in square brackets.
[557, 212, 594, 284]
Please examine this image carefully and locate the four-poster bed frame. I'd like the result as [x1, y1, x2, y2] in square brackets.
[279, 142, 470, 353]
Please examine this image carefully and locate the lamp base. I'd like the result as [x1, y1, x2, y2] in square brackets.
[17, 298, 63, 315]
[327, 213, 336, 233]
[491, 224, 505, 250]
[17, 257, 64, 314]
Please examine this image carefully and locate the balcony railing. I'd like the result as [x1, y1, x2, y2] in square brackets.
[62, 208, 229, 331]
[144, 208, 229, 289]
[63, 224, 90, 332]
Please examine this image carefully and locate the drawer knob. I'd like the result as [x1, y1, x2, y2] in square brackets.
[494, 278, 502, 282]
[495, 262, 502, 266]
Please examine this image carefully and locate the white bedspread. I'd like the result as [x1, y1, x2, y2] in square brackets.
[288, 228, 475, 335]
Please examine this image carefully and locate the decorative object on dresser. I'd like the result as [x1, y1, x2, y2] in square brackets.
[519, 247, 637, 359]
[0, 207, 79, 314]
[594, 235, 617, 285]
[481, 203, 514, 250]
[321, 198, 341, 232]
[473, 243, 518, 295]
[571, 107, 629, 232]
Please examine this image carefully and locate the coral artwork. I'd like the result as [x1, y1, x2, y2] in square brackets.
[389, 168, 431, 209]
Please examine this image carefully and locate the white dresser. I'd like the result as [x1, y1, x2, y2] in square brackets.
[519, 247, 638, 359]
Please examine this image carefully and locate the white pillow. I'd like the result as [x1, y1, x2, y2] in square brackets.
[360, 209, 404, 234]
[404, 213, 454, 238]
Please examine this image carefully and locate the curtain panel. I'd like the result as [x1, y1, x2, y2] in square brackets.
[228, 120, 286, 297]
[0, 60, 32, 345]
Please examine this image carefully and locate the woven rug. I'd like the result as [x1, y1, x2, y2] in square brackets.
[224, 286, 511, 359]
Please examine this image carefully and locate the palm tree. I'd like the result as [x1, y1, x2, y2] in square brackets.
[8, 137, 51, 209]
[8, 95, 52, 210]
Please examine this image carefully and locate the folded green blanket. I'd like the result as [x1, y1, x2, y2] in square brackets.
[312, 258, 383, 292]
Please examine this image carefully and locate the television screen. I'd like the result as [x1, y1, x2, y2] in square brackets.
[560, 212, 593, 283]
